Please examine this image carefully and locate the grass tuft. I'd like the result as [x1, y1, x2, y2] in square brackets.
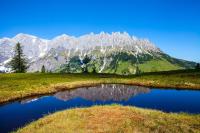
[15, 105, 200, 133]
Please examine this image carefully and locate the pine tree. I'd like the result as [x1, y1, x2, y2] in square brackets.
[196, 63, 200, 69]
[135, 65, 141, 75]
[41, 65, 46, 73]
[91, 65, 97, 74]
[82, 55, 91, 73]
[64, 63, 70, 73]
[9, 42, 28, 73]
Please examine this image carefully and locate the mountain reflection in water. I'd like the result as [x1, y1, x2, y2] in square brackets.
[2, 85, 200, 133]
[54, 84, 150, 102]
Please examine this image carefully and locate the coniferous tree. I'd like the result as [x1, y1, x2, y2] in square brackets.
[65, 62, 70, 73]
[91, 65, 97, 74]
[135, 65, 141, 75]
[196, 63, 200, 69]
[9, 42, 28, 73]
[41, 65, 46, 73]
[82, 55, 91, 73]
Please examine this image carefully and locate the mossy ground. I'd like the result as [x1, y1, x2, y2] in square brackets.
[15, 105, 200, 133]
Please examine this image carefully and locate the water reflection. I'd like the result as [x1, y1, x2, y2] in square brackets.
[20, 98, 38, 104]
[1, 85, 200, 133]
[54, 84, 150, 101]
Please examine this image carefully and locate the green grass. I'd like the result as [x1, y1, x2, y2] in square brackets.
[138, 59, 183, 72]
[103, 58, 185, 74]
[15, 105, 200, 133]
[0, 69, 200, 104]
[104, 60, 135, 74]
[116, 61, 136, 74]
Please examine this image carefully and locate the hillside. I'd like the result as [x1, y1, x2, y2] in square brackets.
[0, 32, 196, 74]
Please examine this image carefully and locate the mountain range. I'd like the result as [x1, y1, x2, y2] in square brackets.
[0, 32, 196, 74]
[54, 84, 150, 102]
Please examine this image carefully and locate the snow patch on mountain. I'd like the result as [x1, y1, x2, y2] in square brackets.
[99, 57, 107, 72]
[0, 32, 162, 72]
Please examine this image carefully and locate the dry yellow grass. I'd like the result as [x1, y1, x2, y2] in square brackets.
[0, 71, 200, 104]
[15, 105, 200, 133]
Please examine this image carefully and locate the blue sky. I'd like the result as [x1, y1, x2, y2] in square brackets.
[0, 0, 200, 62]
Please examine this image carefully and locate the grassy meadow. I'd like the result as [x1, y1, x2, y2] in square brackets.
[0, 69, 200, 104]
[15, 105, 200, 133]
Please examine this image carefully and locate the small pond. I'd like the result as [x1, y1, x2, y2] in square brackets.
[0, 84, 200, 133]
